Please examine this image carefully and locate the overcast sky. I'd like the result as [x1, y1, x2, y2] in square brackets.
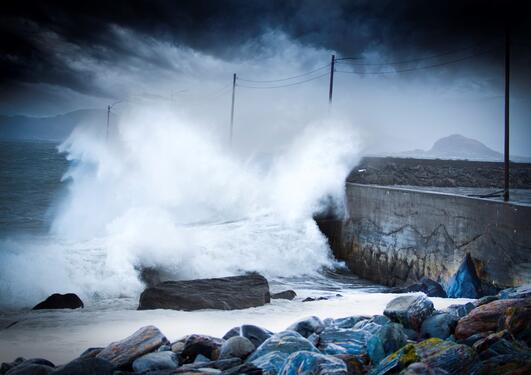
[1, 0, 530, 156]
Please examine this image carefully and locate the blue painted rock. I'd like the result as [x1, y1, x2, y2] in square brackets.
[96, 325, 169, 368]
[286, 316, 324, 338]
[180, 334, 225, 363]
[250, 351, 289, 375]
[446, 253, 482, 298]
[367, 323, 408, 365]
[32, 293, 83, 310]
[219, 336, 255, 360]
[332, 316, 369, 329]
[454, 298, 530, 340]
[279, 351, 347, 375]
[50, 358, 113, 375]
[420, 313, 458, 339]
[246, 331, 319, 362]
[353, 315, 391, 329]
[241, 325, 273, 348]
[132, 351, 177, 372]
[318, 327, 370, 356]
[384, 294, 434, 331]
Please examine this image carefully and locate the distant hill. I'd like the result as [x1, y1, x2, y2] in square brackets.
[0, 109, 106, 141]
[396, 134, 531, 163]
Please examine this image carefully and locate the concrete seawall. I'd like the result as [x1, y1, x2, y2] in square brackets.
[322, 183, 531, 289]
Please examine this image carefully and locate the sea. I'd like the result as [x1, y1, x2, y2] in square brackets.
[0, 138, 471, 364]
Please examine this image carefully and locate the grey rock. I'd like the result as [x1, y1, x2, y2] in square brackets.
[420, 313, 458, 339]
[333, 316, 368, 329]
[79, 348, 103, 359]
[176, 358, 241, 372]
[240, 325, 273, 348]
[498, 283, 531, 300]
[96, 325, 169, 368]
[222, 362, 262, 375]
[219, 336, 255, 360]
[138, 273, 270, 311]
[279, 351, 348, 375]
[6, 365, 53, 375]
[286, 316, 324, 338]
[132, 351, 177, 373]
[402, 362, 449, 375]
[221, 327, 240, 340]
[384, 294, 434, 331]
[388, 278, 447, 298]
[474, 295, 499, 307]
[32, 293, 83, 310]
[50, 358, 113, 375]
[271, 290, 296, 300]
[180, 334, 224, 364]
[445, 303, 475, 318]
[194, 354, 211, 363]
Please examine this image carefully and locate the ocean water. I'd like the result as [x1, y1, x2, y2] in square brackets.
[0, 117, 474, 364]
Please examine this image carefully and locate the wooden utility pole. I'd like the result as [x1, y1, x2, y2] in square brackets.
[230, 73, 236, 145]
[504, 25, 511, 202]
[106, 104, 111, 141]
[328, 54, 335, 107]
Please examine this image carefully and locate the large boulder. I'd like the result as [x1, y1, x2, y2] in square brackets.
[286, 316, 325, 338]
[96, 325, 169, 368]
[446, 253, 482, 298]
[279, 351, 348, 375]
[2, 359, 55, 375]
[246, 331, 319, 362]
[32, 293, 83, 310]
[383, 294, 434, 331]
[499, 305, 531, 345]
[454, 298, 530, 340]
[475, 353, 531, 374]
[138, 273, 270, 311]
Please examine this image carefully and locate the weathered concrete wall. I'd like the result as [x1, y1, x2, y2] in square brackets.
[332, 183, 531, 289]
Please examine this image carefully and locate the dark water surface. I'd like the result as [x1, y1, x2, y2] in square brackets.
[0, 140, 68, 236]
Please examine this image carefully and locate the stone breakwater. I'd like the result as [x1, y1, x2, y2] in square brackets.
[2, 285, 529, 375]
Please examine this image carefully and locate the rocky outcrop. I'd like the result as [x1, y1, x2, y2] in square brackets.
[32, 293, 84, 310]
[138, 273, 270, 311]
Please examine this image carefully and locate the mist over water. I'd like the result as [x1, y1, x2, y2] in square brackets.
[0, 106, 361, 309]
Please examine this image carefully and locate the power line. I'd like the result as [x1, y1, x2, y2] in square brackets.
[335, 42, 498, 65]
[335, 49, 495, 75]
[237, 64, 330, 83]
[237, 72, 330, 89]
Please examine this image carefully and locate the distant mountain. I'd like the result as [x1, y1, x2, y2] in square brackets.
[396, 134, 531, 163]
[0, 109, 107, 141]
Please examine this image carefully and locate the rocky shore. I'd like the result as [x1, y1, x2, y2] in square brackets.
[2, 284, 529, 375]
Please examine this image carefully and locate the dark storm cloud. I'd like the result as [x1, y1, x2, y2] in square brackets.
[1, 0, 529, 98]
